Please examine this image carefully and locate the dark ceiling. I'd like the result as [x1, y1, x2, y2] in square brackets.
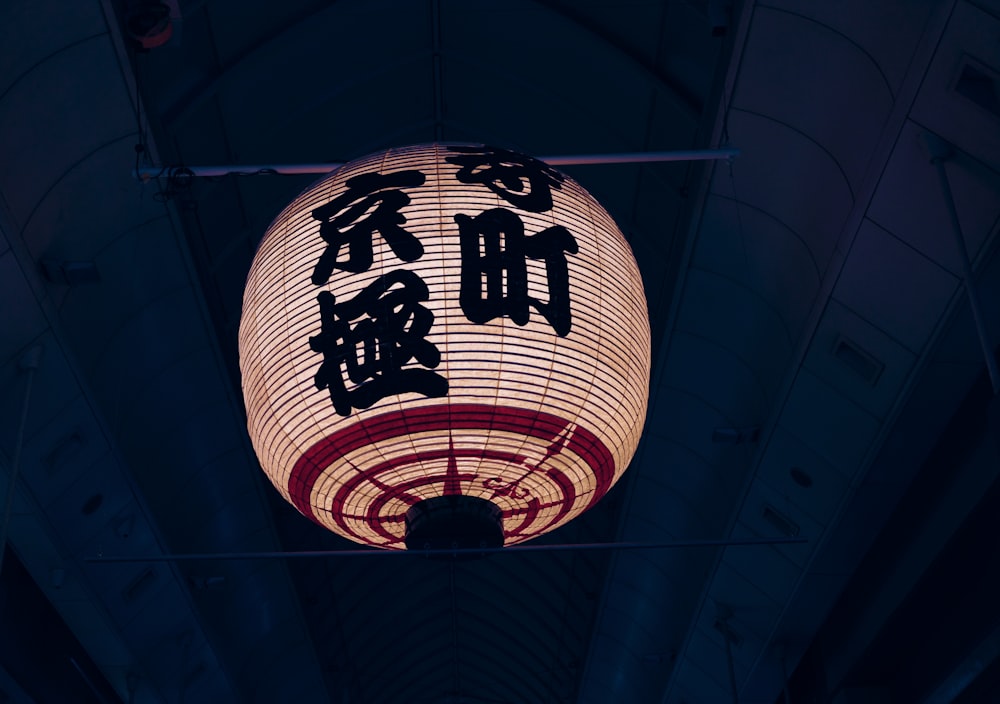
[2, 1, 1000, 703]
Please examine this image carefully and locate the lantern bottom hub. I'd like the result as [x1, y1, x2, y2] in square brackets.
[404, 495, 503, 553]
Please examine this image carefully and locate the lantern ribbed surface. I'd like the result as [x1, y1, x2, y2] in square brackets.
[239, 143, 649, 549]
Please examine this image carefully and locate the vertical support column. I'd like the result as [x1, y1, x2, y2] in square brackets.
[717, 604, 741, 704]
[0, 345, 43, 576]
[924, 133, 1000, 395]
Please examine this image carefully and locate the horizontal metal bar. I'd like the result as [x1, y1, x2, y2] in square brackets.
[134, 148, 740, 180]
[543, 148, 739, 166]
[85, 535, 803, 562]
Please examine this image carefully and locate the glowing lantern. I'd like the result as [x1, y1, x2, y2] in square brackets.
[239, 144, 649, 550]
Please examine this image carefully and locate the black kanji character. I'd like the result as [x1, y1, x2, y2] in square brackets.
[309, 269, 447, 416]
[455, 208, 578, 336]
[311, 169, 426, 284]
[445, 145, 564, 213]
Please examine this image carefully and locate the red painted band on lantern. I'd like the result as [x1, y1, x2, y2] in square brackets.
[289, 404, 614, 548]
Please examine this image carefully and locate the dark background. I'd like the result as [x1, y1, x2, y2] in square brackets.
[2, 1, 1000, 702]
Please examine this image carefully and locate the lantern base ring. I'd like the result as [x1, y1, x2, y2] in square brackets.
[404, 495, 503, 554]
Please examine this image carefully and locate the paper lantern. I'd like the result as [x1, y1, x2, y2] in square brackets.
[239, 144, 649, 550]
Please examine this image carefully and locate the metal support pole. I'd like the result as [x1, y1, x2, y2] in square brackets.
[925, 134, 1000, 395]
[84, 536, 807, 562]
[717, 603, 740, 704]
[134, 148, 741, 180]
[779, 643, 792, 704]
[0, 345, 43, 576]
[724, 627, 740, 704]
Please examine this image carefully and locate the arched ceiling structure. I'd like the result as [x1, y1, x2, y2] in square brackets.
[2, 1, 1000, 703]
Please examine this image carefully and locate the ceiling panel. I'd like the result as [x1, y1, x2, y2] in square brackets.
[867, 121, 1000, 276]
[694, 192, 822, 342]
[0, 250, 46, 366]
[735, 5, 895, 189]
[833, 218, 958, 354]
[0, 39, 135, 230]
[778, 368, 882, 478]
[762, 0, 937, 93]
[754, 427, 850, 527]
[911, 1, 1000, 170]
[716, 109, 855, 272]
[803, 299, 918, 420]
